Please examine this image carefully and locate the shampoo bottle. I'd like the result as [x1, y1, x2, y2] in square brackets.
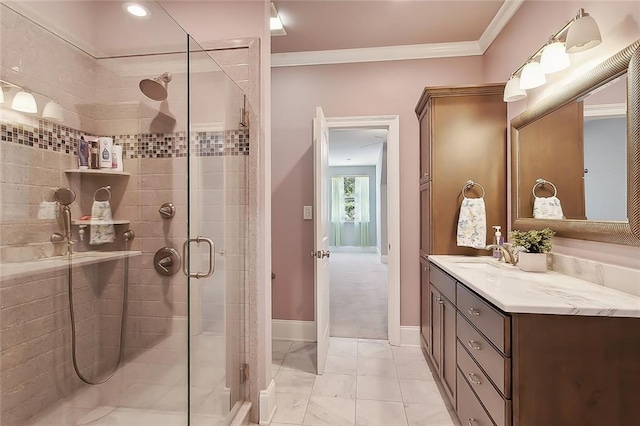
[492, 225, 504, 259]
[78, 136, 89, 169]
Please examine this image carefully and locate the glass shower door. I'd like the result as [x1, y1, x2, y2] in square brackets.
[186, 37, 247, 425]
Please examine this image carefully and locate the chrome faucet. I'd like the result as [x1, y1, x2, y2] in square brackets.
[485, 244, 517, 265]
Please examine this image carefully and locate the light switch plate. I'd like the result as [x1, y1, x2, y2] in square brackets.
[303, 205, 313, 220]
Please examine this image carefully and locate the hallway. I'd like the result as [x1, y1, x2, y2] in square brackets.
[271, 338, 457, 425]
[330, 252, 388, 339]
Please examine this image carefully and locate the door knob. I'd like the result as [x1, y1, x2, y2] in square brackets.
[322, 250, 331, 258]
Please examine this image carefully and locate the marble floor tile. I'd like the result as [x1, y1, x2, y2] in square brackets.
[274, 370, 317, 396]
[394, 357, 434, 381]
[289, 342, 318, 356]
[355, 400, 407, 426]
[399, 379, 443, 404]
[391, 346, 425, 360]
[312, 374, 357, 399]
[29, 406, 93, 426]
[273, 392, 310, 425]
[279, 352, 317, 374]
[273, 357, 284, 377]
[356, 376, 402, 402]
[324, 355, 357, 375]
[328, 338, 358, 357]
[404, 402, 456, 426]
[113, 383, 174, 409]
[357, 340, 393, 359]
[357, 357, 397, 378]
[303, 396, 356, 426]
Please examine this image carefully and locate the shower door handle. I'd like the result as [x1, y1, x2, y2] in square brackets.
[182, 236, 215, 279]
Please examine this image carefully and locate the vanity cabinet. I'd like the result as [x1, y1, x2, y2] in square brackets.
[415, 84, 507, 257]
[424, 260, 640, 426]
[419, 257, 430, 350]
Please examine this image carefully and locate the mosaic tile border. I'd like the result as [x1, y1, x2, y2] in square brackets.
[0, 119, 249, 159]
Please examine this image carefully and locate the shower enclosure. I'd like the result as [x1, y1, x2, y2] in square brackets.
[0, 1, 249, 424]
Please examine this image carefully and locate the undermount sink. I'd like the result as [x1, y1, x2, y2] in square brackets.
[448, 258, 503, 269]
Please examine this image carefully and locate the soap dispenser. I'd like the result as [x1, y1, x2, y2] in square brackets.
[492, 226, 504, 259]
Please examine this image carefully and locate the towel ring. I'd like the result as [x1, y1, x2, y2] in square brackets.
[94, 186, 112, 202]
[462, 180, 485, 199]
[532, 178, 557, 198]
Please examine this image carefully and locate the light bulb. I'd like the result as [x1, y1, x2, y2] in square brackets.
[11, 90, 38, 113]
[566, 9, 602, 53]
[503, 76, 527, 102]
[43, 100, 64, 121]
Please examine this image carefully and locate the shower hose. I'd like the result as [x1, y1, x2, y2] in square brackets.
[66, 240, 130, 385]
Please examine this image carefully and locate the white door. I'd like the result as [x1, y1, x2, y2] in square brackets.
[314, 106, 331, 374]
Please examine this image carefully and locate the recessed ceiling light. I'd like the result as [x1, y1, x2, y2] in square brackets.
[124, 2, 149, 17]
[346, 158, 352, 161]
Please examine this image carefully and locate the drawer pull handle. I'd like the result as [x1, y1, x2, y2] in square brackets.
[468, 307, 481, 316]
[468, 372, 482, 385]
[468, 419, 478, 426]
[468, 340, 481, 351]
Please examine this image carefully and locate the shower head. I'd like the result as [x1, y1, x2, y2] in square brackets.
[54, 187, 76, 206]
[139, 72, 172, 101]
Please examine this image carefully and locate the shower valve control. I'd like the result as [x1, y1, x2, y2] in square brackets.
[154, 247, 181, 276]
[158, 203, 176, 219]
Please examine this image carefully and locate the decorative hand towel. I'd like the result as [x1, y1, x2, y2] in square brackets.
[457, 197, 487, 249]
[533, 196, 564, 219]
[37, 201, 59, 220]
[90, 200, 115, 245]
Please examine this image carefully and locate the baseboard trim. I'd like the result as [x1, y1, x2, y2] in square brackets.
[259, 379, 277, 425]
[272, 319, 316, 342]
[400, 326, 421, 347]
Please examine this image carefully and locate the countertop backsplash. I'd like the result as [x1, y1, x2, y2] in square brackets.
[548, 253, 640, 297]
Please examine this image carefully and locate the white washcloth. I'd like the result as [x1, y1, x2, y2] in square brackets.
[37, 201, 59, 219]
[90, 201, 116, 245]
[533, 196, 564, 219]
[457, 197, 487, 249]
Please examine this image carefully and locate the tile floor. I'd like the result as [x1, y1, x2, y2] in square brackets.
[272, 338, 460, 426]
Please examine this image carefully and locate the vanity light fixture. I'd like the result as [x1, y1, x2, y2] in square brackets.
[11, 90, 38, 113]
[42, 100, 64, 121]
[0, 86, 4, 105]
[503, 76, 527, 102]
[520, 61, 546, 90]
[540, 40, 571, 74]
[566, 8, 602, 53]
[503, 8, 602, 103]
[270, 2, 286, 36]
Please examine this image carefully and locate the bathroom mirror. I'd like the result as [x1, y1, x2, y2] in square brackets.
[511, 40, 640, 246]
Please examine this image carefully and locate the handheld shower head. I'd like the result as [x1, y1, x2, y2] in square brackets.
[54, 187, 76, 206]
[139, 72, 172, 101]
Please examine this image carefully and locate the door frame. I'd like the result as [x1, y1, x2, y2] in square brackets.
[323, 114, 401, 347]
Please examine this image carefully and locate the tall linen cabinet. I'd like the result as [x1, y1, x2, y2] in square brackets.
[415, 84, 507, 406]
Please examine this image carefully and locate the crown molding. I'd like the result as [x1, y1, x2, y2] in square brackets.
[271, 0, 525, 68]
[271, 41, 482, 67]
[478, 0, 526, 53]
[583, 103, 627, 118]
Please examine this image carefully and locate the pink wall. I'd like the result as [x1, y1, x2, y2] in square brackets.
[483, 0, 640, 268]
[271, 57, 484, 324]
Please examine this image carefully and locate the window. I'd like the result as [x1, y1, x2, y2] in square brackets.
[343, 176, 355, 221]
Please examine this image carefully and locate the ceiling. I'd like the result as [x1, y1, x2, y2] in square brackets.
[271, 0, 505, 54]
[329, 128, 386, 167]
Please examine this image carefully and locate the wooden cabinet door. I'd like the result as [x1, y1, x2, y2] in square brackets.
[420, 258, 430, 350]
[429, 286, 442, 373]
[442, 296, 457, 405]
[420, 183, 430, 257]
[419, 101, 431, 184]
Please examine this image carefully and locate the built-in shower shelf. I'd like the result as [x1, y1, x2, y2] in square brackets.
[72, 219, 130, 225]
[65, 169, 130, 176]
[0, 251, 142, 280]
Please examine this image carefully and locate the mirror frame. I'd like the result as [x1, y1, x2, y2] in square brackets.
[511, 40, 640, 246]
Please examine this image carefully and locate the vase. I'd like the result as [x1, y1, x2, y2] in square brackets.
[517, 252, 547, 272]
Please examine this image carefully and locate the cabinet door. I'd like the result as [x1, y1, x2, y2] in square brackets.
[442, 296, 457, 405]
[420, 183, 430, 257]
[420, 258, 430, 350]
[419, 101, 431, 184]
[429, 286, 442, 373]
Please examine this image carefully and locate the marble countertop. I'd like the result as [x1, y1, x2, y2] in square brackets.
[428, 255, 640, 318]
[1, 251, 142, 280]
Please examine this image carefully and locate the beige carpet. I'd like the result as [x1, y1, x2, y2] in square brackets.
[330, 251, 388, 339]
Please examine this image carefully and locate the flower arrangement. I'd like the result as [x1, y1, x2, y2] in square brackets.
[508, 228, 555, 254]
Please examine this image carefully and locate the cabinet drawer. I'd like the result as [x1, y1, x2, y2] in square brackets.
[457, 284, 511, 356]
[430, 265, 456, 303]
[457, 369, 495, 426]
[457, 312, 510, 397]
[457, 341, 511, 426]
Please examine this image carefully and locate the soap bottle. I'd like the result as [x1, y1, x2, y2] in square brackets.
[492, 226, 504, 259]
